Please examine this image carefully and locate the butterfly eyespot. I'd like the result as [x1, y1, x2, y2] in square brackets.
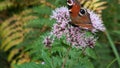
[79, 8, 86, 16]
[80, 9, 85, 14]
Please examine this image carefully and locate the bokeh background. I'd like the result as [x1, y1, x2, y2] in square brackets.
[0, 0, 120, 68]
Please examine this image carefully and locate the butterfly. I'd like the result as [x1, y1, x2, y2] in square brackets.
[67, 0, 94, 30]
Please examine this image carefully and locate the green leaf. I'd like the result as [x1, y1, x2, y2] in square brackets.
[85, 48, 97, 59]
[14, 62, 45, 68]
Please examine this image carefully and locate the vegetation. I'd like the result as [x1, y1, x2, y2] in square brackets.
[0, 0, 120, 68]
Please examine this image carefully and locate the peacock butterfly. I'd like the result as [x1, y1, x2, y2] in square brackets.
[67, 0, 94, 30]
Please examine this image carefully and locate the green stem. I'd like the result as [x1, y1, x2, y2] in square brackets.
[107, 58, 117, 68]
[62, 47, 71, 68]
[105, 30, 120, 67]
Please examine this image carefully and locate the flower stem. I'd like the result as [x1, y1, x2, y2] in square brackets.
[62, 47, 71, 68]
[105, 30, 120, 67]
[106, 58, 117, 68]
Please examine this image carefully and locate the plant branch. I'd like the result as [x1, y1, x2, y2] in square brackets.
[62, 47, 71, 68]
[105, 30, 120, 67]
[107, 58, 117, 68]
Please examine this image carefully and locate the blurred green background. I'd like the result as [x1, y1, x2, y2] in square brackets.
[0, 0, 120, 68]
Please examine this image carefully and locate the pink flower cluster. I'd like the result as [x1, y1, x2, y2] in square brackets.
[87, 10, 106, 32]
[43, 36, 53, 47]
[43, 7, 105, 48]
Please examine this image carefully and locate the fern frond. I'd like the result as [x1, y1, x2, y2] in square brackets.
[0, 17, 24, 51]
[8, 49, 19, 62]
[0, 8, 37, 68]
[16, 52, 30, 65]
[81, 0, 107, 15]
[40, 0, 56, 9]
[0, 1, 13, 11]
[10, 50, 31, 68]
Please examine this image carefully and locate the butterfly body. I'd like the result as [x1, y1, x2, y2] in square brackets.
[67, 0, 94, 30]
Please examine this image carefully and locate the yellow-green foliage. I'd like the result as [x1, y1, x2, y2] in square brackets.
[0, 1, 13, 11]
[81, 0, 107, 14]
[0, 0, 39, 67]
[0, 0, 40, 11]
[0, 9, 36, 67]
